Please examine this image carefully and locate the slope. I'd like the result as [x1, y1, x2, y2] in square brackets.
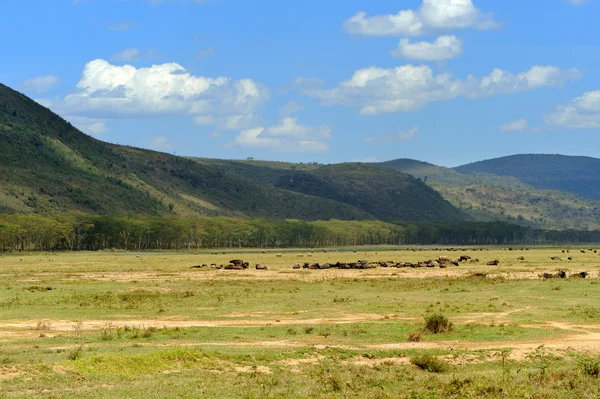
[272, 163, 466, 222]
[0, 83, 372, 220]
[379, 157, 600, 230]
[455, 154, 600, 200]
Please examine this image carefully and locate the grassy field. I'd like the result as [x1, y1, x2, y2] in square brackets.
[1, 246, 600, 398]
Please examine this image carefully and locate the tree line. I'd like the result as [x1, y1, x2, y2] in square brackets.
[0, 213, 599, 252]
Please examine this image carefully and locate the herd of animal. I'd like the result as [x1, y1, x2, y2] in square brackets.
[189, 249, 596, 279]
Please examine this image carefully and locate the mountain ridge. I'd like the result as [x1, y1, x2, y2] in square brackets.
[0, 83, 462, 222]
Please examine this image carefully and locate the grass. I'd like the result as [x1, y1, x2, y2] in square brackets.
[1, 246, 600, 397]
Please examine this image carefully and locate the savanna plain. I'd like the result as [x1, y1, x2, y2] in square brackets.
[1, 247, 600, 398]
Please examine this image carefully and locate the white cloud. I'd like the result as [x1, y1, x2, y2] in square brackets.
[266, 117, 331, 139]
[344, 0, 499, 37]
[22, 75, 60, 94]
[305, 65, 581, 115]
[146, 136, 173, 151]
[477, 66, 581, 97]
[41, 59, 269, 130]
[365, 127, 419, 143]
[67, 116, 109, 136]
[392, 35, 463, 61]
[110, 48, 154, 62]
[221, 113, 259, 130]
[500, 119, 528, 132]
[279, 101, 304, 117]
[545, 90, 600, 129]
[230, 118, 331, 153]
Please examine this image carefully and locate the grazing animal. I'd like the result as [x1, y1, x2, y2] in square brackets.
[255, 264, 268, 270]
[487, 260, 500, 266]
[517, 256, 525, 261]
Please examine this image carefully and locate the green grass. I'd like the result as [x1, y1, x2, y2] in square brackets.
[1, 247, 600, 397]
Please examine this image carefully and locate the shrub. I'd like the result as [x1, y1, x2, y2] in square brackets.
[424, 314, 453, 334]
[410, 355, 448, 373]
[67, 346, 84, 361]
[408, 331, 422, 342]
[579, 355, 600, 378]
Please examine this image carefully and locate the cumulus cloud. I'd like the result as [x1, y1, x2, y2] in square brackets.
[22, 75, 60, 94]
[545, 90, 600, 129]
[392, 35, 463, 61]
[344, 0, 499, 37]
[477, 66, 581, 97]
[230, 117, 331, 153]
[304, 64, 581, 115]
[365, 127, 419, 143]
[500, 119, 528, 132]
[41, 59, 269, 130]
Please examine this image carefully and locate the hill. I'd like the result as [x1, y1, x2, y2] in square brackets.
[191, 158, 466, 222]
[0, 83, 373, 220]
[0, 83, 464, 222]
[272, 163, 465, 222]
[379, 157, 600, 230]
[455, 154, 600, 200]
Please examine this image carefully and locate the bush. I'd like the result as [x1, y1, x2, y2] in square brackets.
[67, 346, 84, 361]
[579, 355, 600, 378]
[424, 314, 453, 334]
[410, 355, 448, 373]
[408, 331, 422, 342]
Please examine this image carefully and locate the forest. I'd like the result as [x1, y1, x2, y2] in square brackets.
[1, 213, 599, 252]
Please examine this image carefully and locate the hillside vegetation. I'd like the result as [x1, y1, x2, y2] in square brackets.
[455, 154, 600, 200]
[378, 157, 600, 230]
[0, 84, 369, 220]
[0, 83, 462, 222]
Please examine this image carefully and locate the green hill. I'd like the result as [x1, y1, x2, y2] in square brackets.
[0, 83, 374, 220]
[189, 159, 467, 222]
[455, 154, 600, 200]
[0, 83, 465, 222]
[378, 157, 600, 230]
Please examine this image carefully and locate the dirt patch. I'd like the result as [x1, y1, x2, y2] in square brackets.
[348, 357, 411, 367]
[0, 314, 410, 332]
[0, 367, 24, 380]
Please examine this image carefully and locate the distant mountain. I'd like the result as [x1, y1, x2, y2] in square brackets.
[378, 157, 600, 230]
[0, 83, 463, 222]
[455, 154, 600, 201]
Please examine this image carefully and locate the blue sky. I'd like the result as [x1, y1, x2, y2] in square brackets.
[2, 0, 600, 166]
